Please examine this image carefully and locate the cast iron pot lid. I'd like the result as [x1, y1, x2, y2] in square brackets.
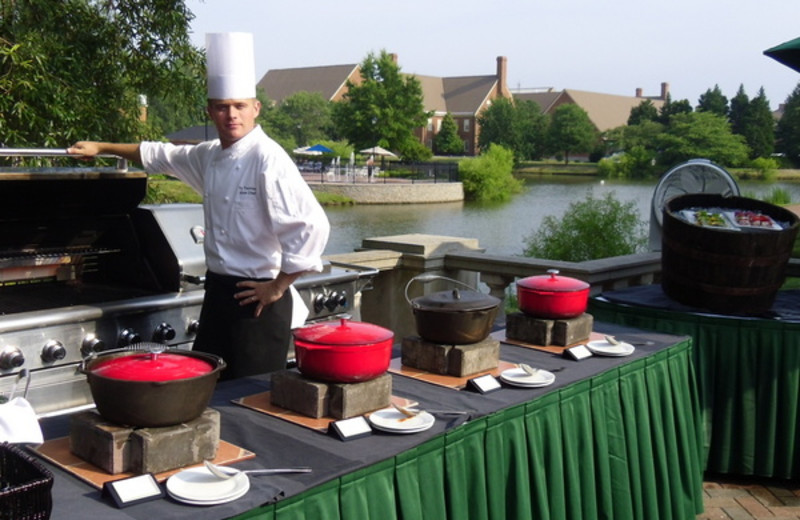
[413, 288, 500, 311]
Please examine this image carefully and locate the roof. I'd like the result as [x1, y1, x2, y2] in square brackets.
[257, 64, 359, 103]
[514, 89, 666, 131]
[256, 64, 503, 115]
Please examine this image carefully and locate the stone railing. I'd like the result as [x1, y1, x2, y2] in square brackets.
[326, 234, 662, 340]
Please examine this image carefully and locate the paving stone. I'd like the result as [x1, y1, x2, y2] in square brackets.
[447, 338, 500, 376]
[69, 411, 133, 474]
[505, 312, 552, 345]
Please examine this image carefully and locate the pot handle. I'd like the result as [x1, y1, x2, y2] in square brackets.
[404, 273, 480, 306]
[77, 343, 175, 374]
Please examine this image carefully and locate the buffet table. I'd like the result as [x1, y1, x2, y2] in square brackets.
[38, 323, 704, 519]
[590, 286, 800, 479]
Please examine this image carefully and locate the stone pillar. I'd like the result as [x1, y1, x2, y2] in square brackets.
[481, 273, 515, 327]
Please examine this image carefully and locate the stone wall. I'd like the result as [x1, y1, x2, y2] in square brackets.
[310, 182, 464, 204]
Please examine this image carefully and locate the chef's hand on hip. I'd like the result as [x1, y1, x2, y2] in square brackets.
[235, 280, 283, 318]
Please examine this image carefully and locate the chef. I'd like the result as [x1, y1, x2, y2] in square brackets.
[69, 32, 330, 379]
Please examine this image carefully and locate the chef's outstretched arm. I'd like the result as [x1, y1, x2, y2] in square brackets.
[67, 142, 142, 165]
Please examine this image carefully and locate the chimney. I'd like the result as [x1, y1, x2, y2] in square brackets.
[635, 88, 643, 98]
[138, 94, 148, 122]
[661, 82, 670, 100]
[496, 56, 508, 95]
[390, 53, 398, 64]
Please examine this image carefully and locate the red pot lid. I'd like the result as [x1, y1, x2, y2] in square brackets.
[293, 317, 394, 346]
[90, 352, 213, 382]
[517, 269, 589, 292]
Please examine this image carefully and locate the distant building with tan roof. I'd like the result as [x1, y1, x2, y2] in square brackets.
[255, 56, 669, 155]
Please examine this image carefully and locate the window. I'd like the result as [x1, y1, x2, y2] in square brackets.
[463, 119, 471, 132]
[427, 118, 433, 131]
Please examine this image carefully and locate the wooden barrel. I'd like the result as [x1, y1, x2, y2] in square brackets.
[661, 193, 799, 314]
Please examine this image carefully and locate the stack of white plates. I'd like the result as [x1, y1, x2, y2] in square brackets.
[586, 340, 635, 357]
[166, 466, 250, 506]
[368, 407, 435, 434]
[500, 367, 556, 388]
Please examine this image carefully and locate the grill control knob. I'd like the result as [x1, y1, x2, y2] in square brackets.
[0, 347, 24, 370]
[324, 292, 342, 311]
[81, 334, 106, 356]
[313, 293, 326, 313]
[187, 320, 200, 335]
[118, 329, 141, 347]
[152, 323, 176, 344]
[41, 340, 67, 363]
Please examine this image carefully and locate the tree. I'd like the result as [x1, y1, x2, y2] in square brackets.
[262, 91, 333, 147]
[547, 104, 596, 164]
[433, 113, 464, 155]
[729, 85, 750, 137]
[656, 111, 750, 167]
[658, 95, 693, 124]
[477, 97, 518, 153]
[776, 82, 800, 164]
[515, 100, 549, 160]
[628, 100, 659, 126]
[696, 85, 729, 117]
[332, 50, 430, 159]
[458, 144, 522, 203]
[0, 0, 204, 147]
[524, 192, 647, 261]
[740, 88, 775, 159]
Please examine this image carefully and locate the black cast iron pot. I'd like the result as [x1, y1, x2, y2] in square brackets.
[406, 274, 501, 345]
[79, 345, 226, 427]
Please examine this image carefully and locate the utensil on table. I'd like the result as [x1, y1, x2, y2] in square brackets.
[203, 460, 312, 480]
[391, 402, 468, 417]
[518, 363, 540, 376]
[605, 335, 654, 346]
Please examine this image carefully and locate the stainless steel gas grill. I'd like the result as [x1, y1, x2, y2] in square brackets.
[0, 149, 376, 417]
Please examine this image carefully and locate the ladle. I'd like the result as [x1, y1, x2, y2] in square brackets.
[203, 460, 312, 480]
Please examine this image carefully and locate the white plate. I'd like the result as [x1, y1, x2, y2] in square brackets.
[586, 340, 635, 357]
[166, 466, 250, 505]
[500, 367, 556, 388]
[368, 408, 435, 434]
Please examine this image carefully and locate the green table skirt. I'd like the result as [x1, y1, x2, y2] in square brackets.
[234, 340, 703, 520]
[590, 297, 800, 479]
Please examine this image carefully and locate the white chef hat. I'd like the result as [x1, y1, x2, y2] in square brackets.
[205, 32, 256, 99]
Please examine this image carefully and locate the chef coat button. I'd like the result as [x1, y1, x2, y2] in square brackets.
[224, 196, 230, 202]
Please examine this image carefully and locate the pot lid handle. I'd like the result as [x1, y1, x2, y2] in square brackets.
[548, 269, 559, 279]
[404, 273, 478, 306]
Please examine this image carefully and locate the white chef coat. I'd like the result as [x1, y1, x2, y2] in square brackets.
[140, 126, 330, 279]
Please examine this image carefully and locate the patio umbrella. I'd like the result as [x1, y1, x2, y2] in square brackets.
[764, 36, 800, 73]
[306, 144, 334, 154]
[293, 146, 321, 156]
[359, 146, 396, 157]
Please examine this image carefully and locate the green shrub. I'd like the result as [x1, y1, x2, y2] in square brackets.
[458, 144, 523, 203]
[524, 191, 647, 261]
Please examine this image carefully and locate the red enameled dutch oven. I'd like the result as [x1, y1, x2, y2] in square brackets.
[293, 316, 394, 383]
[516, 269, 590, 319]
[79, 345, 226, 427]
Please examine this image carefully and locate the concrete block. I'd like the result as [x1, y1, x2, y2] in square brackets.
[329, 373, 392, 419]
[401, 335, 450, 373]
[271, 369, 330, 418]
[506, 312, 553, 345]
[70, 411, 133, 475]
[552, 313, 594, 346]
[130, 409, 220, 474]
[448, 338, 500, 376]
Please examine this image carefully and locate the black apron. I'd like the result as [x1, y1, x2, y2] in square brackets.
[193, 270, 292, 380]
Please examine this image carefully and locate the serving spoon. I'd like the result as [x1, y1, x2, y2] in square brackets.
[204, 460, 312, 480]
[605, 335, 654, 346]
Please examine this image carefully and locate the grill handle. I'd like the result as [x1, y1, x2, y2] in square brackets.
[0, 148, 127, 171]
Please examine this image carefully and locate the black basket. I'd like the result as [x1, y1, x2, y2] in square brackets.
[0, 443, 53, 520]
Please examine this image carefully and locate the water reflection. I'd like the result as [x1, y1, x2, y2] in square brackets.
[323, 178, 800, 256]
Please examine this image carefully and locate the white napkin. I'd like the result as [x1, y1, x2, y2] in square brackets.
[0, 397, 43, 445]
[289, 285, 309, 329]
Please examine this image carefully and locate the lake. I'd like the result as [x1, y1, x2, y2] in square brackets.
[321, 177, 800, 256]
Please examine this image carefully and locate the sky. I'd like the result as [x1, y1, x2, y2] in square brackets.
[184, 0, 800, 111]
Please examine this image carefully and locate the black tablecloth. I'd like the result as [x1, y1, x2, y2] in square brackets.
[37, 323, 697, 519]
